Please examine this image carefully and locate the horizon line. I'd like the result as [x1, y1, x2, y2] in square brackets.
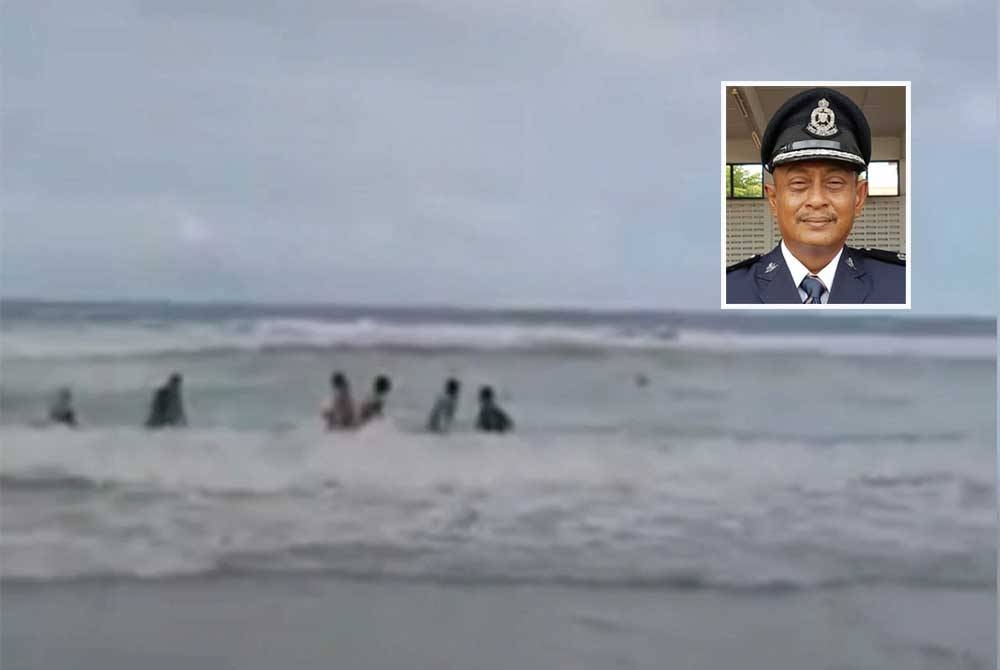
[1, 295, 995, 322]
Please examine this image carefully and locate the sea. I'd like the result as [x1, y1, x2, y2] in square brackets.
[0, 299, 996, 669]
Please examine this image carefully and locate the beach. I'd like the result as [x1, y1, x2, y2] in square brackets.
[1, 301, 996, 669]
[3, 577, 994, 670]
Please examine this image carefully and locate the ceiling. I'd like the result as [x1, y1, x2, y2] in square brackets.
[726, 86, 906, 142]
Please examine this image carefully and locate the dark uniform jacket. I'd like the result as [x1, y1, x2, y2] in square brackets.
[726, 244, 905, 305]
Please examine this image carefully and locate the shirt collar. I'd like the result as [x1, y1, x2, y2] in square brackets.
[780, 241, 842, 293]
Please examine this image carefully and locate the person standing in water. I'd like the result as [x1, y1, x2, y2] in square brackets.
[427, 378, 460, 433]
[145, 373, 187, 428]
[322, 371, 356, 430]
[48, 387, 78, 427]
[357, 375, 392, 426]
[475, 385, 513, 433]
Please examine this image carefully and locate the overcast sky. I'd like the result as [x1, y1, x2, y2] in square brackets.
[2, 0, 996, 314]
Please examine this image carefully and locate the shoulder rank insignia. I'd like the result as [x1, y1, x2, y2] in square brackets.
[726, 254, 760, 273]
[846, 256, 856, 269]
[856, 247, 906, 266]
[765, 262, 778, 273]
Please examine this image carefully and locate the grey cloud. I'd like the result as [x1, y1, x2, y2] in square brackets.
[2, 0, 995, 312]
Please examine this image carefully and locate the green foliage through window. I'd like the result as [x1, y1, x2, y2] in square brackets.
[730, 164, 763, 198]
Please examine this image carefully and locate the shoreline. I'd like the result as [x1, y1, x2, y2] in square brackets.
[3, 575, 994, 670]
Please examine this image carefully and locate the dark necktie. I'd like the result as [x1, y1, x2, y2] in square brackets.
[800, 275, 825, 304]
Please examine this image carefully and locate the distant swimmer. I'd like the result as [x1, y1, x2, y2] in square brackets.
[427, 378, 460, 433]
[145, 373, 187, 429]
[48, 387, 77, 427]
[475, 385, 513, 434]
[322, 371, 356, 430]
[357, 375, 392, 426]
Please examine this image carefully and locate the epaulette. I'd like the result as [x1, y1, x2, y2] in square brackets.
[856, 248, 906, 266]
[726, 255, 760, 272]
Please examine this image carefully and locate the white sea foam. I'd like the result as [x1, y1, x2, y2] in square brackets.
[1, 424, 993, 587]
[1, 318, 993, 360]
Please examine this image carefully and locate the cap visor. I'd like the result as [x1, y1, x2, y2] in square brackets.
[771, 148, 866, 169]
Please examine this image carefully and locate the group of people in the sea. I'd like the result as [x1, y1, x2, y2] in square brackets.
[42, 370, 514, 434]
[320, 371, 513, 433]
[46, 373, 191, 429]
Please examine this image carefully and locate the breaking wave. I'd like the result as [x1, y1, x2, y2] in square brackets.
[2, 317, 994, 360]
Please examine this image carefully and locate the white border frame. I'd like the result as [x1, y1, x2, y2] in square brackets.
[720, 80, 912, 310]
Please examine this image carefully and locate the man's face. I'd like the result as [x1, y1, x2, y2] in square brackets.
[765, 161, 868, 254]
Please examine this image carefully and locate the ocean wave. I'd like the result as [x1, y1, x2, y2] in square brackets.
[2, 317, 995, 360]
[0, 472, 115, 493]
[2, 426, 993, 591]
[857, 473, 957, 488]
[3, 561, 994, 593]
[0, 425, 987, 497]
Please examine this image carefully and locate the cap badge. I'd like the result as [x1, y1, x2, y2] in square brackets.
[806, 98, 838, 137]
[846, 256, 856, 269]
[765, 262, 778, 273]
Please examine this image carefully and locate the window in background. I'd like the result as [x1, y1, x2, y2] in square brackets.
[865, 160, 900, 196]
[729, 163, 763, 198]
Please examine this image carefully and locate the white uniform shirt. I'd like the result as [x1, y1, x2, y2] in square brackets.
[780, 241, 843, 304]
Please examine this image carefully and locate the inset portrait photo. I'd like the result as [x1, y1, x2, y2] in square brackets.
[721, 82, 910, 308]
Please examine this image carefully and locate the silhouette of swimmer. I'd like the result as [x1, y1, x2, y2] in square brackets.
[145, 373, 187, 428]
[427, 378, 460, 433]
[475, 385, 513, 433]
[358, 375, 392, 425]
[48, 387, 77, 427]
[322, 371, 356, 430]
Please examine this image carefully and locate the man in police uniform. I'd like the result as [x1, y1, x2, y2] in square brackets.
[726, 87, 905, 305]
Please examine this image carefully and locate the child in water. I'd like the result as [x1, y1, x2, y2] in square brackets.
[475, 385, 513, 433]
[427, 378, 460, 433]
[145, 373, 187, 429]
[357, 375, 392, 427]
[322, 371, 355, 430]
[48, 387, 77, 427]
